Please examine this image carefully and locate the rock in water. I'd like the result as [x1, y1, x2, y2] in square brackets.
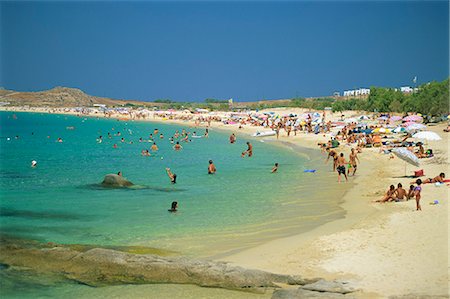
[101, 174, 133, 187]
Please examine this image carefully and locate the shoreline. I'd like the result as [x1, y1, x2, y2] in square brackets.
[1, 107, 448, 297]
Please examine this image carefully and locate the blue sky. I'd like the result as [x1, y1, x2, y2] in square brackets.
[1, 1, 448, 102]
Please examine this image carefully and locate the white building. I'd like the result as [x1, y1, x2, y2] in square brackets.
[343, 88, 370, 97]
[400, 86, 418, 93]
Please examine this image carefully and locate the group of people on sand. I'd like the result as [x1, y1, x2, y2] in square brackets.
[375, 173, 445, 211]
[325, 147, 360, 183]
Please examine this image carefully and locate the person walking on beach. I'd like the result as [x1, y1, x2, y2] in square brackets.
[348, 148, 360, 176]
[271, 163, 279, 173]
[208, 160, 216, 174]
[336, 153, 348, 183]
[414, 179, 422, 211]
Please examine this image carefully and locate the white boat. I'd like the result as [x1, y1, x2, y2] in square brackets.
[252, 131, 276, 137]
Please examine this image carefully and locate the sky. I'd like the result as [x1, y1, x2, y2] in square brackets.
[1, 1, 448, 102]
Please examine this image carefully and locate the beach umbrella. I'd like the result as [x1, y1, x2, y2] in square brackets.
[373, 128, 391, 133]
[412, 131, 442, 141]
[393, 127, 406, 133]
[390, 116, 402, 121]
[393, 148, 420, 176]
[403, 115, 423, 122]
[377, 116, 389, 120]
[359, 115, 370, 120]
[406, 123, 426, 131]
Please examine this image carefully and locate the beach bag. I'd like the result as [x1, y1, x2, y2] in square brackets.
[414, 169, 424, 177]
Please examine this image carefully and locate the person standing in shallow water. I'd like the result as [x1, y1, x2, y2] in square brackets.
[348, 148, 360, 176]
[208, 160, 216, 174]
[168, 201, 178, 212]
[336, 153, 348, 183]
[229, 133, 236, 144]
[242, 142, 253, 157]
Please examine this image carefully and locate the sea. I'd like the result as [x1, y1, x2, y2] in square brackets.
[0, 111, 347, 298]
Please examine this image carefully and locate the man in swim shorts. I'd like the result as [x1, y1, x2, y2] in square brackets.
[348, 148, 360, 176]
[336, 153, 348, 183]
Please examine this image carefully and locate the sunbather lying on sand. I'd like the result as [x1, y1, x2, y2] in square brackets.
[416, 173, 446, 184]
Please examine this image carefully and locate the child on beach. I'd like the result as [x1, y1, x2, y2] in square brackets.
[414, 179, 422, 211]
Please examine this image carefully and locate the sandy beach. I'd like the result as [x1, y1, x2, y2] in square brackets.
[1, 106, 449, 298]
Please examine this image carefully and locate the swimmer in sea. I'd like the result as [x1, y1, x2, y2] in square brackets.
[160, 133, 164, 139]
[166, 168, 177, 184]
[168, 201, 178, 212]
[154, 129, 159, 135]
[230, 133, 236, 144]
[173, 141, 183, 150]
[31, 160, 37, 168]
[151, 143, 159, 151]
[113, 143, 118, 148]
[117, 171, 122, 176]
[204, 129, 209, 138]
[208, 160, 216, 174]
[271, 163, 279, 173]
[57, 137, 63, 143]
[242, 142, 253, 157]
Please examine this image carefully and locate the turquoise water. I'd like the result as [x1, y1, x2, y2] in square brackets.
[0, 111, 346, 298]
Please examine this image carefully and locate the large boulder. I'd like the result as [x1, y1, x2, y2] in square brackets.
[101, 174, 133, 187]
[0, 239, 313, 292]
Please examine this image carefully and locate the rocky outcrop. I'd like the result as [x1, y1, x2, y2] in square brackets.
[101, 174, 133, 187]
[0, 239, 313, 292]
[271, 280, 358, 299]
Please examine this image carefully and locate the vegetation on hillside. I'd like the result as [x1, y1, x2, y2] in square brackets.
[331, 79, 449, 116]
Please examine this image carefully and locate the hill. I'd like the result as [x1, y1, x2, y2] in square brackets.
[0, 87, 157, 108]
